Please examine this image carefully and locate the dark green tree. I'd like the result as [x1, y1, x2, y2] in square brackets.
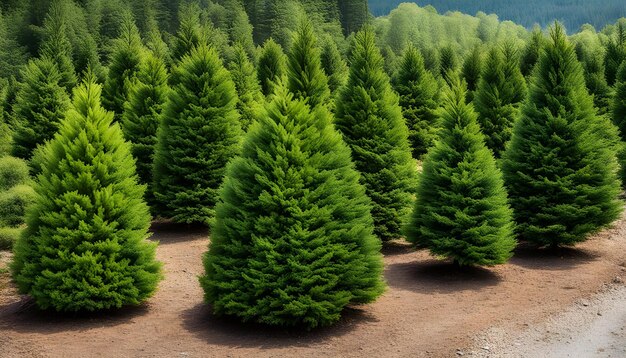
[604, 22, 626, 86]
[502, 24, 623, 247]
[171, 3, 207, 62]
[152, 45, 243, 225]
[405, 80, 516, 266]
[438, 45, 459, 79]
[11, 57, 71, 160]
[392, 45, 440, 159]
[335, 27, 417, 242]
[612, 61, 626, 141]
[320, 36, 348, 94]
[257, 38, 286, 96]
[199, 84, 384, 329]
[461, 45, 483, 102]
[339, 0, 369, 35]
[11, 75, 162, 312]
[577, 46, 612, 115]
[121, 52, 169, 191]
[520, 26, 545, 78]
[228, 43, 263, 130]
[102, 14, 145, 118]
[39, 0, 77, 92]
[286, 19, 331, 109]
[474, 43, 527, 157]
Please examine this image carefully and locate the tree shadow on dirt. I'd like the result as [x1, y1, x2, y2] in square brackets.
[381, 240, 414, 256]
[0, 297, 150, 334]
[149, 221, 208, 246]
[385, 259, 502, 294]
[180, 302, 377, 349]
[510, 243, 598, 271]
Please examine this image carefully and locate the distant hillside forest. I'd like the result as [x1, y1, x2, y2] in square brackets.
[369, 0, 626, 31]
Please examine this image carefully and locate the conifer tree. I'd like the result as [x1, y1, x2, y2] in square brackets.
[502, 24, 622, 247]
[392, 45, 440, 159]
[520, 27, 545, 78]
[580, 49, 612, 115]
[474, 43, 527, 157]
[613, 61, 626, 141]
[12, 57, 71, 160]
[171, 3, 207, 62]
[286, 19, 331, 109]
[258, 38, 286, 97]
[604, 23, 626, 86]
[320, 36, 348, 94]
[200, 84, 384, 329]
[11, 75, 162, 312]
[102, 14, 145, 119]
[461, 45, 483, 102]
[405, 80, 516, 266]
[152, 45, 243, 225]
[335, 27, 417, 242]
[438, 45, 459, 79]
[121, 52, 169, 191]
[39, 0, 77, 92]
[228, 44, 263, 130]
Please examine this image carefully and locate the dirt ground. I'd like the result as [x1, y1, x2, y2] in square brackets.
[1, 216, 625, 358]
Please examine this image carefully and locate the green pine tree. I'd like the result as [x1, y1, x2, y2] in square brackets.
[604, 22, 626, 86]
[102, 14, 145, 119]
[392, 44, 440, 159]
[474, 43, 527, 157]
[405, 79, 516, 266]
[39, 0, 77, 93]
[438, 45, 459, 79]
[199, 84, 384, 329]
[11, 75, 162, 312]
[121, 52, 169, 191]
[257, 38, 286, 97]
[502, 24, 623, 247]
[152, 45, 243, 225]
[461, 45, 483, 103]
[520, 27, 545, 78]
[171, 3, 208, 62]
[320, 36, 348, 94]
[335, 27, 417, 242]
[286, 19, 331, 109]
[11, 57, 71, 160]
[227, 43, 264, 130]
[613, 61, 626, 141]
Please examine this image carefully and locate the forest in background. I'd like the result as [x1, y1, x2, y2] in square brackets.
[369, 0, 626, 31]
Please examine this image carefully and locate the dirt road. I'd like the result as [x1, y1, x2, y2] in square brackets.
[1, 217, 625, 357]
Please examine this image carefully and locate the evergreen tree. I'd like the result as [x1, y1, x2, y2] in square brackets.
[102, 14, 145, 119]
[474, 43, 527, 157]
[335, 27, 417, 242]
[257, 38, 286, 97]
[461, 45, 483, 103]
[12, 57, 71, 160]
[320, 36, 348, 94]
[199, 84, 384, 329]
[520, 27, 545, 78]
[227, 43, 263, 130]
[613, 61, 626, 141]
[121, 52, 169, 191]
[582, 50, 612, 115]
[604, 22, 626, 86]
[339, 0, 369, 36]
[286, 19, 331, 109]
[405, 80, 516, 266]
[502, 24, 623, 247]
[39, 0, 77, 92]
[171, 3, 207, 62]
[392, 45, 440, 159]
[11, 75, 162, 312]
[438, 45, 459, 79]
[152, 45, 243, 225]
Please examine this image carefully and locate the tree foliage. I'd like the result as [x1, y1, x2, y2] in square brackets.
[405, 80, 515, 266]
[152, 45, 243, 225]
[200, 85, 384, 329]
[502, 24, 623, 247]
[335, 27, 417, 241]
[257, 38, 286, 97]
[227, 43, 263, 130]
[11, 76, 162, 312]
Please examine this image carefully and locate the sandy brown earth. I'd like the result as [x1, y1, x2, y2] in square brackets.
[0, 216, 625, 358]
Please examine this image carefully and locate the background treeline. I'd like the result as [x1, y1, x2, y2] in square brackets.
[369, 0, 626, 32]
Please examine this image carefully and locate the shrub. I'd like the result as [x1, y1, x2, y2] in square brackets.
[0, 156, 29, 191]
[0, 184, 35, 227]
[0, 227, 21, 250]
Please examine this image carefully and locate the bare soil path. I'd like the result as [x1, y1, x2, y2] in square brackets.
[1, 216, 625, 358]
